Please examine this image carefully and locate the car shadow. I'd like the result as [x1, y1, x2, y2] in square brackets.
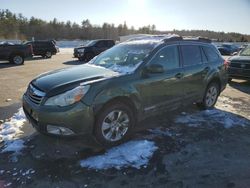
[25, 56, 46, 61]
[229, 80, 250, 94]
[63, 60, 86, 65]
[0, 61, 24, 69]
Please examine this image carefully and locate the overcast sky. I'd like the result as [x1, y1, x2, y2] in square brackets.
[1, 0, 250, 34]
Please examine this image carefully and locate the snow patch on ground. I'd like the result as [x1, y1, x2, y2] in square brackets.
[175, 109, 249, 128]
[1, 139, 25, 153]
[80, 140, 158, 170]
[148, 128, 174, 137]
[0, 108, 27, 154]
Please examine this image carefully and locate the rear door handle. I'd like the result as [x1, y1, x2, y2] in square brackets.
[175, 73, 183, 79]
[203, 67, 210, 73]
[202, 67, 210, 76]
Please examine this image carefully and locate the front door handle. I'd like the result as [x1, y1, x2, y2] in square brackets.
[175, 73, 183, 79]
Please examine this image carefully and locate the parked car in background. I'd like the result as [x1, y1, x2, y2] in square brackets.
[0, 41, 33, 65]
[227, 45, 250, 81]
[217, 43, 239, 55]
[25, 40, 59, 58]
[74, 39, 115, 62]
[23, 35, 228, 147]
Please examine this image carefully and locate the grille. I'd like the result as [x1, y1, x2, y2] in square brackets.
[27, 84, 45, 105]
[230, 61, 250, 69]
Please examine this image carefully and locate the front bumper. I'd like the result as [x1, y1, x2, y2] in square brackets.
[22, 94, 94, 137]
[73, 51, 84, 58]
[228, 67, 250, 80]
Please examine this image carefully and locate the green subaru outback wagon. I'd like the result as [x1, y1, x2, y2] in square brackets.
[23, 35, 228, 147]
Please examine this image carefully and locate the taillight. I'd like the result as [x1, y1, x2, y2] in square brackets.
[224, 59, 230, 70]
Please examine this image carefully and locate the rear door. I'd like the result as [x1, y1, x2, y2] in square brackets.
[137, 45, 185, 113]
[180, 44, 208, 103]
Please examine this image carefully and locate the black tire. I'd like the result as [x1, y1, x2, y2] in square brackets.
[10, 54, 24, 65]
[78, 57, 84, 61]
[94, 102, 135, 148]
[84, 53, 94, 62]
[44, 51, 52, 58]
[197, 82, 220, 110]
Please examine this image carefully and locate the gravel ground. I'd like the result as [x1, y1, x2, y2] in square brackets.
[0, 51, 250, 188]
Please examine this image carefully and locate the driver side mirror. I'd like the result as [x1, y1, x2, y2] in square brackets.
[145, 64, 164, 74]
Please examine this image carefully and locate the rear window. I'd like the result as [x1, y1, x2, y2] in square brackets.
[202, 46, 219, 62]
[35, 41, 54, 47]
[181, 45, 202, 66]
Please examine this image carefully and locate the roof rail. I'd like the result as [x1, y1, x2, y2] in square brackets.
[161, 34, 183, 42]
[182, 36, 211, 43]
[126, 34, 211, 43]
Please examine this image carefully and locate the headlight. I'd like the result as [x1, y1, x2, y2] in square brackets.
[45, 85, 90, 107]
[78, 49, 85, 53]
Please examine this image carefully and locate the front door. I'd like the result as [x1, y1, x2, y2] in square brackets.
[136, 45, 185, 114]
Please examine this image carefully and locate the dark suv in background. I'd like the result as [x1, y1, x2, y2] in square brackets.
[217, 43, 239, 55]
[23, 35, 228, 147]
[25, 40, 59, 58]
[0, 41, 33, 65]
[74, 39, 115, 62]
[227, 45, 250, 81]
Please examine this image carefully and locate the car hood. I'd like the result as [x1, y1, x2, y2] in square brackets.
[31, 64, 118, 93]
[229, 55, 250, 62]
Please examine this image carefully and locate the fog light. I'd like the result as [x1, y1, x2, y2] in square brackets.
[47, 125, 75, 135]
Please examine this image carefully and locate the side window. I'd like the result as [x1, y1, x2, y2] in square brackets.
[202, 46, 219, 62]
[181, 45, 202, 66]
[107, 41, 114, 47]
[96, 41, 105, 48]
[151, 45, 179, 70]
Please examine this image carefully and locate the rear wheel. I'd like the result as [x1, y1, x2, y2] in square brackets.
[10, 54, 24, 65]
[198, 82, 220, 110]
[94, 102, 135, 147]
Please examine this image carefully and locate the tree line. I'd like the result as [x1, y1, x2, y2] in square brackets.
[0, 9, 249, 42]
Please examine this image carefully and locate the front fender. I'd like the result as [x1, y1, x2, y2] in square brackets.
[92, 85, 142, 116]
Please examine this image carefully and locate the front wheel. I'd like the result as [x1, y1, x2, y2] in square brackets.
[94, 102, 135, 147]
[44, 51, 52, 58]
[198, 82, 220, 110]
[84, 53, 94, 62]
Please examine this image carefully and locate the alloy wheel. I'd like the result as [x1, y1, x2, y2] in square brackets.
[205, 86, 218, 107]
[101, 110, 130, 142]
[13, 56, 23, 65]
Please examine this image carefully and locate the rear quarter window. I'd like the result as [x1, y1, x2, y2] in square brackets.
[181, 45, 202, 66]
[202, 46, 219, 62]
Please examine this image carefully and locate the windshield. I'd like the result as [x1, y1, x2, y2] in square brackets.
[84, 40, 97, 47]
[89, 42, 156, 74]
[240, 46, 250, 56]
